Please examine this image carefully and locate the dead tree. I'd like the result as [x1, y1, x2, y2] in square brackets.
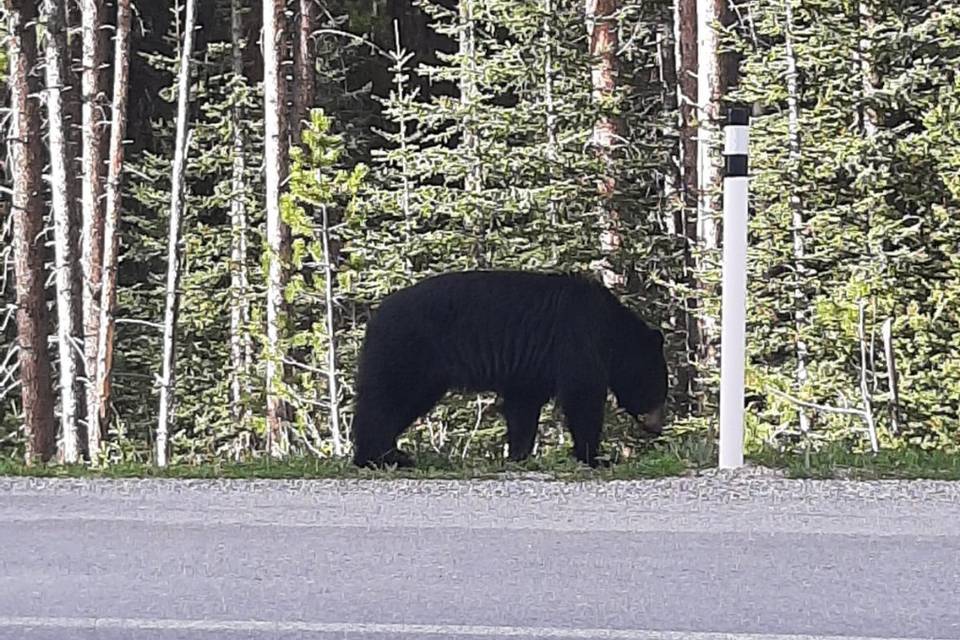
[156, 0, 198, 467]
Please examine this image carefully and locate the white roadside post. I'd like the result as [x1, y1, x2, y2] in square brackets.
[718, 106, 751, 469]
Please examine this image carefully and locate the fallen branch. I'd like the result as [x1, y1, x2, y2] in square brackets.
[767, 387, 866, 418]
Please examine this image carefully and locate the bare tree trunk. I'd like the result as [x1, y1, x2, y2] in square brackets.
[157, 0, 198, 468]
[81, 0, 106, 452]
[389, 20, 414, 274]
[695, 0, 735, 402]
[42, 0, 84, 463]
[92, 0, 133, 455]
[263, 0, 290, 457]
[65, 0, 86, 445]
[460, 0, 484, 263]
[320, 205, 343, 456]
[229, 0, 252, 433]
[65, 0, 83, 180]
[673, 0, 699, 405]
[857, 0, 878, 137]
[660, 0, 696, 408]
[460, 0, 480, 194]
[543, 0, 558, 224]
[5, 0, 58, 464]
[881, 318, 901, 434]
[659, 15, 679, 209]
[784, 0, 811, 436]
[586, 0, 626, 291]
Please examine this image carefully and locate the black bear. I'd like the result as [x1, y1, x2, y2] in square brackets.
[350, 270, 668, 468]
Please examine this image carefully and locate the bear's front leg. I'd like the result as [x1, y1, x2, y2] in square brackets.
[558, 387, 607, 467]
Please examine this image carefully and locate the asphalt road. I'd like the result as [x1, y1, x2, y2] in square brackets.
[1, 471, 959, 640]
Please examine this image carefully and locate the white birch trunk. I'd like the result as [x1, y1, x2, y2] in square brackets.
[92, 0, 132, 455]
[263, 0, 290, 457]
[156, 0, 197, 467]
[42, 0, 83, 463]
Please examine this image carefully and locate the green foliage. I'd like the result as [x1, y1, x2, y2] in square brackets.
[729, 0, 960, 453]
[2, 0, 957, 470]
[121, 1, 267, 461]
[278, 109, 368, 454]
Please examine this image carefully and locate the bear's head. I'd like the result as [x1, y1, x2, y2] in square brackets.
[609, 310, 668, 435]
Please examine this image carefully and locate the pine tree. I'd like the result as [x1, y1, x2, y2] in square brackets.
[5, 0, 57, 463]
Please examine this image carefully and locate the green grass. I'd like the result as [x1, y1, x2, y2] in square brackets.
[0, 447, 690, 482]
[0, 440, 956, 481]
[751, 444, 960, 481]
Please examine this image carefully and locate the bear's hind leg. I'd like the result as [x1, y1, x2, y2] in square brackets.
[502, 394, 545, 462]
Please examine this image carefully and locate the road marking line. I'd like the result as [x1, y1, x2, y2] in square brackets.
[0, 616, 948, 640]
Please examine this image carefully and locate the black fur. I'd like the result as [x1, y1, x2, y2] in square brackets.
[350, 270, 668, 468]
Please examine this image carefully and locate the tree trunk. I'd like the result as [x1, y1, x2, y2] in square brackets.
[157, 0, 198, 468]
[81, 0, 106, 452]
[659, 14, 679, 208]
[321, 205, 343, 456]
[263, 0, 290, 457]
[42, 0, 84, 463]
[92, 0, 133, 455]
[784, 0, 811, 436]
[229, 0, 252, 433]
[695, 0, 736, 403]
[857, 0, 878, 137]
[65, 0, 85, 419]
[543, 0, 558, 223]
[65, 0, 83, 199]
[291, 0, 316, 144]
[5, 0, 58, 464]
[460, 0, 480, 194]
[586, 0, 626, 291]
[674, 0, 699, 406]
[460, 0, 484, 263]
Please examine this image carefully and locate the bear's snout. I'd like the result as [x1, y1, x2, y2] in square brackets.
[640, 404, 665, 435]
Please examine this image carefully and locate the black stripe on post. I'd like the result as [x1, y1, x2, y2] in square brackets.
[724, 106, 750, 178]
[725, 155, 748, 177]
[727, 106, 750, 126]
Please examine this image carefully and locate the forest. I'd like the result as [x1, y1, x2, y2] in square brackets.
[1, 0, 958, 469]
